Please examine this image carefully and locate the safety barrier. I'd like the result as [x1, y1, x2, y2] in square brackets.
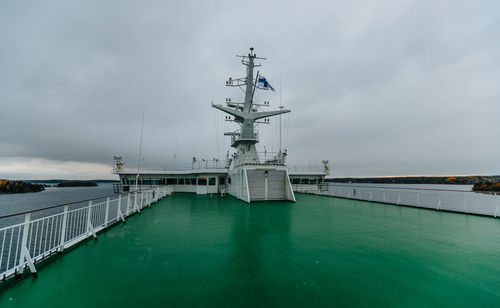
[0, 186, 172, 281]
[296, 183, 500, 218]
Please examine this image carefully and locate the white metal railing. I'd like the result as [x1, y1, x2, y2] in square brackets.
[0, 186, 173, 281]
[115, 160, 230, 173]
[296, 183, 500, 218]
[288, 164, 328, 174]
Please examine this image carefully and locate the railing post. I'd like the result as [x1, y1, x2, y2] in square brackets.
[127, 193, 131, 214]
[397, 192, 401, 205]
[134, 192, 141, 213]
[86, 201, 92, 238]
[464, 192, 468, 212]
[59, 206, 68, 252]
[86, 201, 96, 239]
[105, 197, 110, 227]
[117, 195, 125, 222]
[134, 192, 137, 211]
[17, 213, 37, 276]
[437, 193, 441, 210]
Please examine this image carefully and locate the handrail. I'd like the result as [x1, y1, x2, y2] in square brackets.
[295, 183, 500, 218]
[322, 183, 472, 193]
[0, 188, 157, 219]
[0, 194, 116, 219]
[0, 186, 173, 282]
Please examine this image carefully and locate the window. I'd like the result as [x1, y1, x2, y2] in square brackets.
[301, 178, 309, 184]
[177, 178, 184, 185]
[198, 178, 207, 185]
[292, 178, 300, 185]
[190, 178, 197, 185]
[167, 178, 177, 185]
[219, 176, 226, 185]
[209, 177, 216, 185]
[228, 177, 231, 184]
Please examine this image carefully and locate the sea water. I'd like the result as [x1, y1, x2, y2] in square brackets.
[0, 184, 115, 217]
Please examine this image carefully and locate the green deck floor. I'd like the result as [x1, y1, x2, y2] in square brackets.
[1, 193, 500, 307]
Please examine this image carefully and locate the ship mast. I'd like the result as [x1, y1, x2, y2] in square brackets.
[212, 47, 290, 167]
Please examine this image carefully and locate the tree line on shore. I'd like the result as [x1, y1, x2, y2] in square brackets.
[326, 175, 500, 192]
[0, 179, 98, 194]
[56, 180, 97, 187]
[472, 182, 500, 192]
[0, 179, 45, 194]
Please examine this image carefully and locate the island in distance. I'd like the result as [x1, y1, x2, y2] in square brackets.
[327, 175, 500, 192]
[56, 180, 98, 187]
[0, 179, 45, 194]
[0, 179, 117, 194]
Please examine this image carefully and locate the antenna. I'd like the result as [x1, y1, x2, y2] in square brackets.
[279, 73, 282, 152]
[212, 48, 291, 166]
[136, 106, 146, 192]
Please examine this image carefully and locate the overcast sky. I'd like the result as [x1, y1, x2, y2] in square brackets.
[0, 0, 499, 180]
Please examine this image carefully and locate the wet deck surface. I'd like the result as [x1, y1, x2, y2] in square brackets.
[1, 193, 500, 307]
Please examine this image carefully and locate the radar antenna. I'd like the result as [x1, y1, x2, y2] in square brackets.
[212, 48, 290, 166]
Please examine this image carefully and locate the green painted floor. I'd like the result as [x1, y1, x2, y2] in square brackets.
[1, 193, 500, 307]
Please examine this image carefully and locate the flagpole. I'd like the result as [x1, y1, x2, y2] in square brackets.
[279, 73, 283, 152]
[136, 106, 145, 192]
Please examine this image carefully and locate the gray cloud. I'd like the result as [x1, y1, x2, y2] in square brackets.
[1, 0, 499, 179]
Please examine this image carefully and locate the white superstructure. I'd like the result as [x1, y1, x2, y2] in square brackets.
[113, 48, 330, 202]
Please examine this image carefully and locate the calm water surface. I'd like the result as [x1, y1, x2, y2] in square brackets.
[0, 184, 115, 217]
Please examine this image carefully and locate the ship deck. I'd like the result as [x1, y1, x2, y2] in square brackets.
[1, 193, 500, 307]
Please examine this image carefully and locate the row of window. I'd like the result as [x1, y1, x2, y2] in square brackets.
[291, 178, 324, 185]
[122, 177, 322, 186]
[122, 177, 226, 186]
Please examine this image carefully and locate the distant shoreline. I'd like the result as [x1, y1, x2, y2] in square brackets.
[27, 179, 119, 184]
[56, 180, 98, 187]
[0, 180, 45, 194]
[0, 179, 117, 194]
[326, 175, 500, 186]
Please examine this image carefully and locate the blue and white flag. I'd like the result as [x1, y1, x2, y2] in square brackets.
[258, 76, 275, 91]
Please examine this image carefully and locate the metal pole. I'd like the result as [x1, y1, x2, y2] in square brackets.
[117, 195, 123, 222]
[86, 201, 92, 238]
[17, 213, 31, 273]
[136, 107, 146, 192]
[59, 206, 68, 252]
[105, 197, 110, 227]
[279, 73, 282, 151]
